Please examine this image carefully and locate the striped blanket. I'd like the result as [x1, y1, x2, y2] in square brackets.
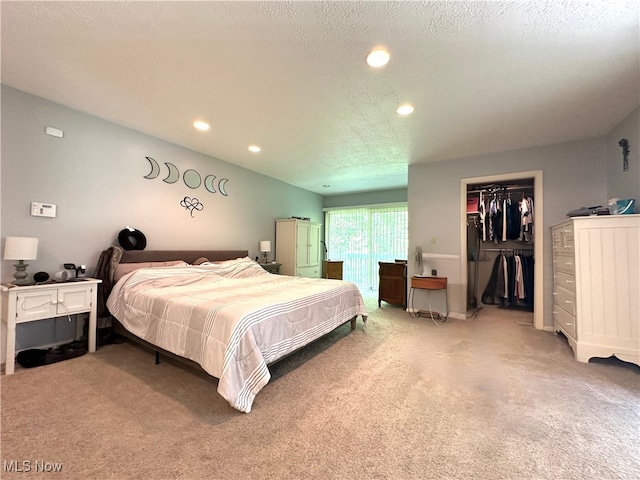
[107, 257, 367, 412]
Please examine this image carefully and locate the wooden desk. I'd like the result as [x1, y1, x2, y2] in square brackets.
[410, 276, 449, 321]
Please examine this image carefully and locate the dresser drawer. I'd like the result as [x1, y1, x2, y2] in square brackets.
[554, 302, 576, 339]
[554, 270, 576, 293]
[297, 266, 320, 278]
[553, 255, 575, 274]
[553, 285, 576, 315]
[552, 225, 574, 254]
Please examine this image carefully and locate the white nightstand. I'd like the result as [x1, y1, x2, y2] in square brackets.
[1, 278, 101, 375]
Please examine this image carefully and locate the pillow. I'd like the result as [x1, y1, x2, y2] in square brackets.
[192, 257, 210, 265]
[114, 260, 187, 282]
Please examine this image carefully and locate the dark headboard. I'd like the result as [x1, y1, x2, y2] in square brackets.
[119, 250, 248, 264]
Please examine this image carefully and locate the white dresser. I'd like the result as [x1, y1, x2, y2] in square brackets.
[552, 215, 639, 366]
[275, 219, 321, 278]
[1, 278, 101, 374]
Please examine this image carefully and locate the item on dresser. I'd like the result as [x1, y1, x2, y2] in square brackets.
[566, 205, 610, 217]
[3, 236, 39, 285]
[98, 250, 367, 413]
[259, 240, 271, 263]
[552, 215, 639, 366]
[33, 271, 50, 283]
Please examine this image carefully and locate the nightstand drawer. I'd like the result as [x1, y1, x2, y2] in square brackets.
[411, 276, 447, 290]
[261, 263, 281, 274]
[15, 289, 58, 322]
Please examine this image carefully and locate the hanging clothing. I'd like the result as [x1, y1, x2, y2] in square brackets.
[520, 196, 534, 242]
[479, 193, 487, 242]
[481, 252, 534, 311]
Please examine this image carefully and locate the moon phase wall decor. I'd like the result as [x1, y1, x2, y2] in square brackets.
[144, 156, 161, 179]
[164, 162, 180, 184]
[183, 169, 201, 189]
[143, 157, 229, 195]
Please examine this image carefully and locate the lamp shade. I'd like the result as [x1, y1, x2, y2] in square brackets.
[259, 240, 271, 253]
[3, 237, 39, 261]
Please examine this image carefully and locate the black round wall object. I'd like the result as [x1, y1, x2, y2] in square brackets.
[118, 228, 147, 251]
[34, 271, 50, 283]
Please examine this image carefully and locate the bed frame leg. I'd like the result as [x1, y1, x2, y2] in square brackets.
[350, 317, 356, 330]
[155, 351, 160, 365]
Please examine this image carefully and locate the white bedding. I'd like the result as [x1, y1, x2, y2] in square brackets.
[106, 257, 367, 412]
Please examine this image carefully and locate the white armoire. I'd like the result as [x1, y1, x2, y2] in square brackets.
[552, 214, 639, 366]
[275, 219, 321, 278]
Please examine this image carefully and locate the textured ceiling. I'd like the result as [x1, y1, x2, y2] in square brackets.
[2, 1, 639, 195]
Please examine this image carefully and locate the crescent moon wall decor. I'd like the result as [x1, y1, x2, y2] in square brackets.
[218, 178, 229, 196]
[144, 156, 160, 179]
[204, 175, 217, 193]
[142, 158, 230, 197]
[163, 162, 180, 184]
[183, 169, 202, 189]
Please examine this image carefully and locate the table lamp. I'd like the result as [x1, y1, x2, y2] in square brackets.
[259, 240, 271, 264]
[3, 236, 39, 285]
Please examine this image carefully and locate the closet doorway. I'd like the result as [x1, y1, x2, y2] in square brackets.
[460, 171, 544, 330]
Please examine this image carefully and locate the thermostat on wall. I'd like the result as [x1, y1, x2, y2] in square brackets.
[31, 202, 57, 218]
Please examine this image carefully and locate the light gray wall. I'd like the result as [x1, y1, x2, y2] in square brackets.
[606, 107, 640, 208]
[1, 85, 323, 354]
[323, 188, 407, 208]
[408, 136, 608, 327]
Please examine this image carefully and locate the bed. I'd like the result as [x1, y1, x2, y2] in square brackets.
[98, 248, 368, 413]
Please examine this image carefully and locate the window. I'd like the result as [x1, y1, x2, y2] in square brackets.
[325, 204, 408, 291]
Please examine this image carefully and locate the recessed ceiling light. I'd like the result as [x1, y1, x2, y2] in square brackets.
[366, 48, 390, 68]
[193, 120, 210, 131]
[396, 104, 415, 116]
[248, 145, 261, 153]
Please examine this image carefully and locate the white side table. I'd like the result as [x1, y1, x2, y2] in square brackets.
[1, 278, 101, 375]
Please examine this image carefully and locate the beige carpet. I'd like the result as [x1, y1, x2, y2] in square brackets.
[1, 292, 639, 480]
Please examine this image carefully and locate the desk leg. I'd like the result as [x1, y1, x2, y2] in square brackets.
[445, 286, 450, 320]
[5, 303, 17, 375]
[88, 287, 97, 353]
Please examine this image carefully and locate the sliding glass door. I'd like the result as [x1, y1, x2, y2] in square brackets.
[325, 204, 408, 291]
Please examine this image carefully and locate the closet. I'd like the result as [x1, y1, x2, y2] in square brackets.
[466, 179, 535, 317]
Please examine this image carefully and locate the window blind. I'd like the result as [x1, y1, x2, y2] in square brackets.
[325, 204, 408, 290]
